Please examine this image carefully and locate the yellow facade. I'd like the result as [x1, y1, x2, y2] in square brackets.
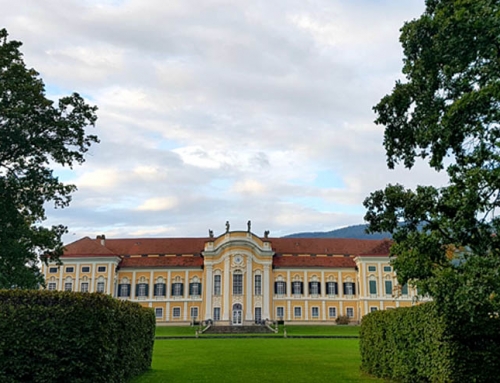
[42, 231, 419, 324]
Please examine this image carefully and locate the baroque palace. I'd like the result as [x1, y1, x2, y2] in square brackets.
[42, 224, 418, 325]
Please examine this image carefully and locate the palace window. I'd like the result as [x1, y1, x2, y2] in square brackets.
[233, 272, 243, 295]
[49, 267, 58, 273]
[368, 266, 376, 272]
[118, 278, 130, 297]
[275, 281, 286, 295]
[277, 306, 284, 319]
[255, 307, 262, 323]
[329, 307, 336, 318]
[81, 282, 89, 293]
[82, 266, 90, 273]
[64, 282, 72, 291]
[343, 282, 355, 296]
[173, 307, 181, 318]
[65, 267, 74, 273]
[214, 307, 221, 321]
[292, 281, 303, 295]
[346, 307, 354, 318]
[254, 274, 262, 295]
[369, 280, 377, 295]
[191, 307, 199, 319]
[309, 281, 320, 295]
[154, 282, 166, 297]
[155, 308, 163, 318]
[137, 283, 148, 297]
[189, 282, 202, 297]
[401, 283, 408, 296]
[48, 282, 56, 291]
[294, 307, 302, 318]
[97, 266, 106, 273]
[384, 266, 392, 272]
[370, 307, 378, 313]
[172, 283, 183, 297]
[312, 307, 319, 318]
[214, 275, 221, 296]
[385, 280, 393, 295]
[97, 282, 105, 293]
[326, 281, 338, 295]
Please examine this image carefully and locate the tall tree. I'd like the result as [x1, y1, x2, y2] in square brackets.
[0, 29, 99, 289]
[364, 0, 500, 325]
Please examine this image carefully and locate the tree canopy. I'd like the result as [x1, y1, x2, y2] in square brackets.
[0, 29, 99, 289]
[364, 0, 500, 324]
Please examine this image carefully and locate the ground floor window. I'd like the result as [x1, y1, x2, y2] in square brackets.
[97, 282, 105, 293]
[191, 307, 199, 319]
[173, 307, 181, 318]
[48, 282, 56, 291]
[311, 307, 319, 318]
[64, 282, 72, 291]
[214, 307, 221, 321]
[294, 306, 302, 318]
[370, 307, 378, 313]
[81, 282, 89, 292]
[276, 306, 284, 319]
[255, 307, 262, 323]
[155, 307, 163, 318]
[346, 307, 354, 318]
[328, 307, 336, 318]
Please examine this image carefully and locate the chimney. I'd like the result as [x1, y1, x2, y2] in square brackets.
[96, 234, 106, 246]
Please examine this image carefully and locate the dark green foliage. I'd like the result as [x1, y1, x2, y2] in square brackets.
[335, 315, 350, 325]
[0, 29, 99, 289]
[364, 1, 500, 378]
[0, 290, 155, 383]
[360, 303, 500, 382]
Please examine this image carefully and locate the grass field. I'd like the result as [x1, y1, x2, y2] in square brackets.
[155, 324, 360, 337]
[134, 335, 381, 382]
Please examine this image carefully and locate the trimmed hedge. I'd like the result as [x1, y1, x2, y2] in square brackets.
[360, 302, 500, 382]
[0, 290, 155, 383]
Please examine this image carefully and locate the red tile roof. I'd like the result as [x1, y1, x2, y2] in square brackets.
[119, 256, 204, 268]
[273, 256, 356, 268]
[63, 237, 117, 257]
[269, 238, 390, 256]
[60, 235, 390, 268]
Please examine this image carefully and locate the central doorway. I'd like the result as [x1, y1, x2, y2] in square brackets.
[232, 303, 242, 325]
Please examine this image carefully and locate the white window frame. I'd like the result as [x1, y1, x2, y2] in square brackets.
[254, 274, 262, 295]
[49, 267, 58, 273]
[277, 306, 284, 319]
[173, 307, 181, 318]
[292, 281, 302, 295]
[97, 266, 106, 273]
[173, 283, 182, 296]
[310, 282, 319, 295]
[213, 307, 221, 321]
[155, 307, 163, 318]
[311, 307, 319, 318]
[276, 281, 286, 295]
[81, 282, 89, 293]
[328, 307, 336, 318]
[214, 275, 221, 295]
[191, 307, 199, 319]
[64, 282, 72, 292]
[48, 282, 56, 291]
[233, 272, 243, 295]
[327, 282, 336, 296]
[255, 307, 262, 322]
[97, 281, 105, 293]
[346, 307, 354, 318]
[294, 306, 302, 318]
[65, 267, 74, 273]
[82, 266, 90, 273]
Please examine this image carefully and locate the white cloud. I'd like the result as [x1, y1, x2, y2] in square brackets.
[1, 0, 434, 240]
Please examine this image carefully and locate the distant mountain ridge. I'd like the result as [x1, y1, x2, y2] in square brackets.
[283, 224, 392, 240]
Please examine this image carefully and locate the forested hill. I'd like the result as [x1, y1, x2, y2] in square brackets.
[283, 224, 392, 240]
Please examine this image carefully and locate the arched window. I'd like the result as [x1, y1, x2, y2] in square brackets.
[97, 276, 106, 293]
[64, 276, 73, 292]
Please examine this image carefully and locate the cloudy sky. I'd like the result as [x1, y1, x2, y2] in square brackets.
[1, 0, 447, 240]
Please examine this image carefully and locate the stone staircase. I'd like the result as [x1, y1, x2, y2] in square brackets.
[203, 325, 274, 334]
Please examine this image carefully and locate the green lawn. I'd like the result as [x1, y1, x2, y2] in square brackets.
[155, 325, 360, 337]
[133, 338, 381, 383]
